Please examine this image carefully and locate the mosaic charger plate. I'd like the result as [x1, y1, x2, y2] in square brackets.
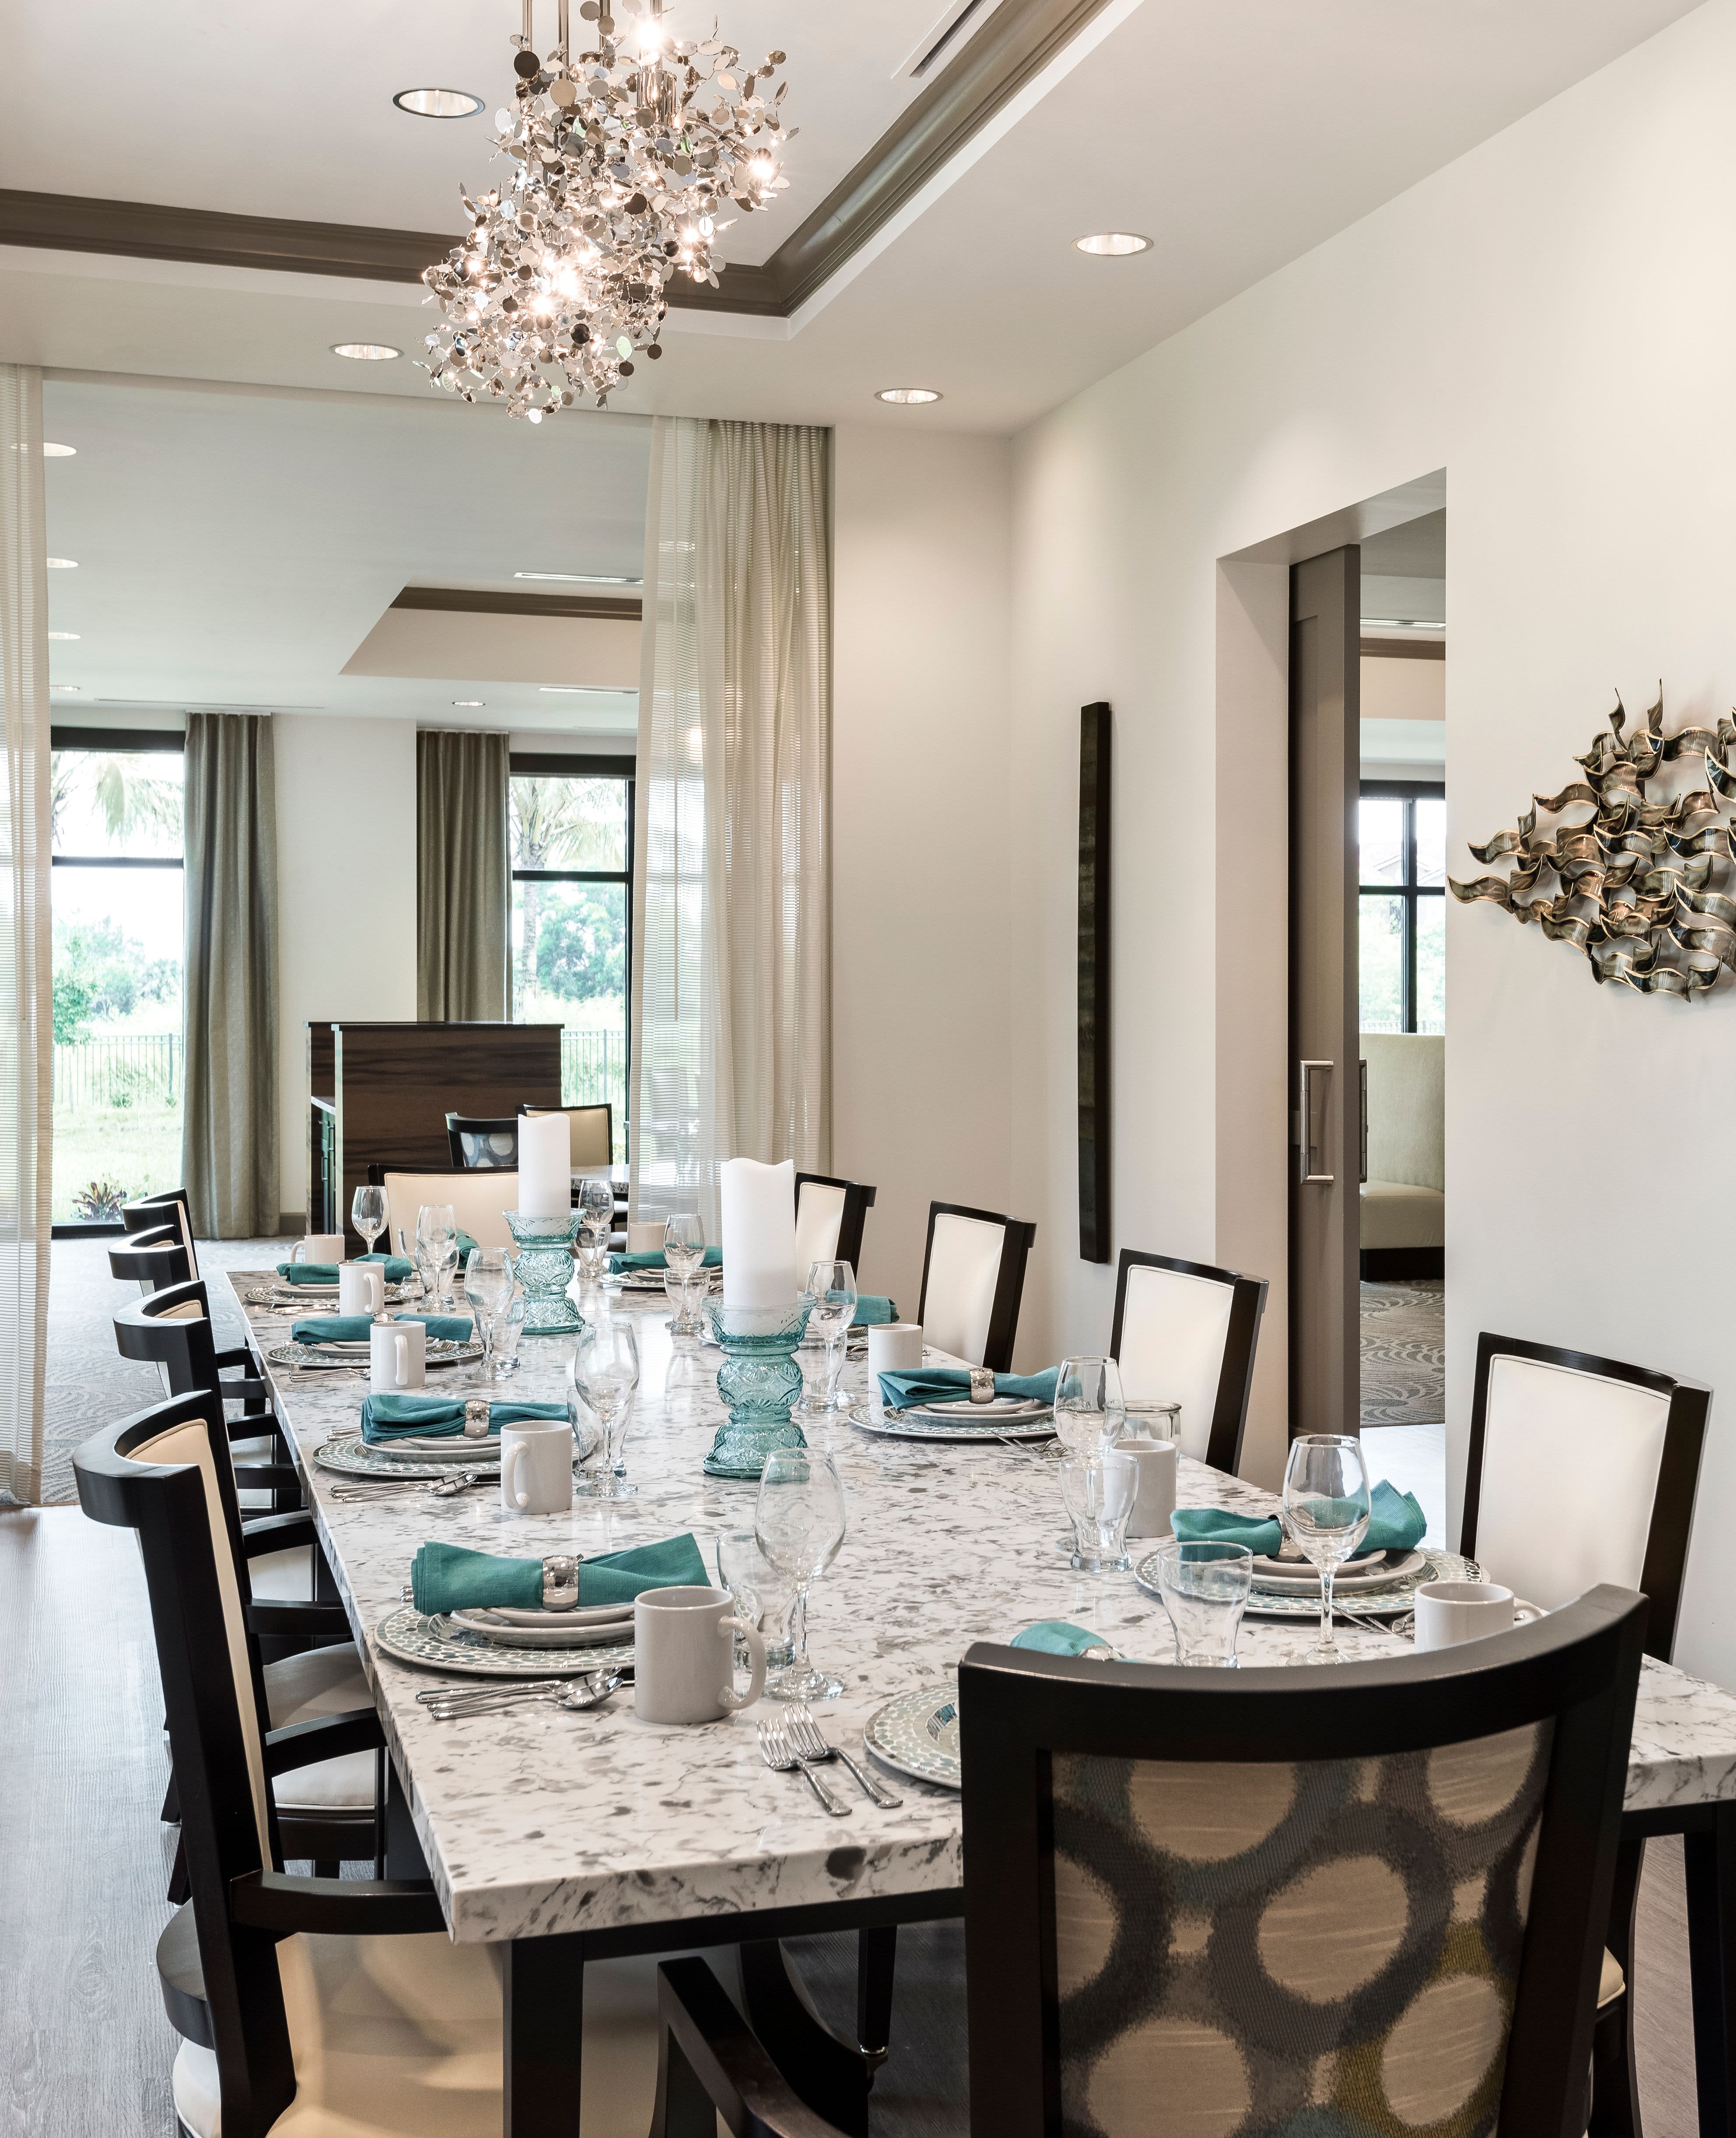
[847, 1402, 1055, 1444]
[864, 1681, 962, 1789]
[267, 1338, 481, 1373]
[315, 1432, 503, 1480]
[1135, 1548, 1480, 1620]
[374, 1604, 634, 1679]
[244, 1282, 411, 1308]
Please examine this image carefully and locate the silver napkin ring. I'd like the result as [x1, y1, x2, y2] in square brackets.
[463, 1399, 492, 1439]
[542, 1555, 580, 1611]
[969, 1368, 995, 1405]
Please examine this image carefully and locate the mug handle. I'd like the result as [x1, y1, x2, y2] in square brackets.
[291, 1240, 307, 1263]
[718, 1615, 766, 1712]
[503, 1442, 531, 1510]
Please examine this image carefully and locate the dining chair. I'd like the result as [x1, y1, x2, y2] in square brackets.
[1107, 1247, 1269, 1473]
[794, 1173, 877, 1278]
[1461, 1330, 1712, 2137]
[525, 1099, 615, 1169]
[371, 1166, 520, 1252]
[916, 1202, 1037, 1371]
[651, 1589, 1646, 2138]
[444, 1111, 521, 1169]
[109, 1220, 193, 1294]
[123, 1186, 201, 1279]
[72, 1391, 660, 2138]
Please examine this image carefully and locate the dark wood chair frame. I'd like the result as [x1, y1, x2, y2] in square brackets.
[915, 1201, 1037, 1375]
[1461, 1331, 1712, 2138]
[444, 1111, 523, 1169]
[1107, 1247, 1269, 1476]
[122, 1186, 198, 1263]
[650, 1590, 1647, 2138]
[794, 1173, 877, 1277]
[109, 1221, 193, 1293]
[74, 1395, 431, 2138]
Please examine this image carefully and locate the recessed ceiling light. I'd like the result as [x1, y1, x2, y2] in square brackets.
[9, 441, 76, 456]
[539, 686, 616, 695]
[875, 387, 942, 405]
[48, 630, 79, 641]
[330, 342, 402, 361]
[393, 87, 485, 118]
[452, 700, 486, 707]
[1074, 232, 1152, 257]
[1362, 617, 1444, 631]
[513, 571, 643, 585]
[46, 557, 77, 569]
[51, 683, 80, 692]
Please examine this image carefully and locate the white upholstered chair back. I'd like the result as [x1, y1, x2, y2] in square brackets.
[525, 1103, 612, 1169]
[794, 1180, 847, 1278]
[1115, 1264, 1235, 1463]
[1475, 1354, 1670, 1610]
[923, 1213, 1007, 1367]
[380, 1171, 520, 1252]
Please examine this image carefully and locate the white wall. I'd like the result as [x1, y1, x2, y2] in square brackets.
[831, 426, 1015, 1324]
[274, 715, 418, 1222]
[1008, 0, 1736, 1679]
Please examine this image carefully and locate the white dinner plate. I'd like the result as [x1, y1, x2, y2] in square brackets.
[909, 1396, 1051, 1420]
[373, 1605, 631, 1677]
[266, 1339, 480, 1374]
[1248, 1548, 1428, 1596]
[316, 1434, 502, 1481]
[847, 1403, 1055, 1444]
[446, 1608, 636, 1649]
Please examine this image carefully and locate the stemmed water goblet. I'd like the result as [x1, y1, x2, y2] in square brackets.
[351, 1185, 388, 1268]
[755, 1447, 848, 1701]
[1282, 1434, 1372, 1664]
[664, 1212, 706, 1334]
[576, 1177, 615, 1286]
[416, 1203, 458, 1310]
[569, 1319, 640, 1497]
[464, 1247, 516, 1379]
[799, 1259, 857, 1416]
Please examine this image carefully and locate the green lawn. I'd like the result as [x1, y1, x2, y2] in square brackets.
[52, 1101, 182, 1221]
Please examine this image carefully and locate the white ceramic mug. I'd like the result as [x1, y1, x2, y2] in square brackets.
[626, 1220, 665, 1254]
[634, 1584, 767, 1724]
[292, 1233, 346, 1265]
[369, 1317, 425, 1393]
[867, 1322, 924, 1377]
[1413, 1579, 1542, 1651]
[500, 1419, 575, 1517]
[338, 1263, 385, 1317]
[1113, 1436, 1178, 1539]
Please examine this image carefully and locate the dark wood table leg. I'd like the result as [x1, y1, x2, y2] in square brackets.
[505, 1934, 584, 2136]
[1683, 1803, 1736, 2136]
[739, 1939, 871, 2137]
[857, 1924, 898, 2077]
[1592, 1830, 1646, 2137]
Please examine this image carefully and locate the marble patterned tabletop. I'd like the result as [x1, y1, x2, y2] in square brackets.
[229, 1271, 1736, 1948]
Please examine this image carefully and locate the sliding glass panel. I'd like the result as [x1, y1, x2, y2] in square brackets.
[1358, 796, 1404, 888]
[1415, 893, 1446, 1033]
[510, 877, 629, 1149]
[1415, 796, 1446, 888]
[1359, 892, 1406, 1032]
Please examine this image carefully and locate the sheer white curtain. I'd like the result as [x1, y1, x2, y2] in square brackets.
[0, 366, 53, 1504]
[630, 417, 830, 1235]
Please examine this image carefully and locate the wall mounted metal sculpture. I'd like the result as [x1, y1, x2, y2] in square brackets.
[1450, 689, 1736, 998]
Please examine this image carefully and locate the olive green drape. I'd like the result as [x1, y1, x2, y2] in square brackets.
[417, 729, 510, 1021]
[182, 711, 279, 1239]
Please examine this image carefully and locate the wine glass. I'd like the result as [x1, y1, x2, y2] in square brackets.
[664, 1212, 706, 1333]
[1052, 1356, 1126, 1452]
[351, 1185, 388, 1264]
[464, 1247, 516, 1377]
[569, 1319, 640, 1497]
[576, 1178, 615, 1286]
[755, 1447, 848, 1701]
[1283, 1434, 1371, 1664]
[802, 1259, 857, 1413]
[416, 1203, 457, 1308]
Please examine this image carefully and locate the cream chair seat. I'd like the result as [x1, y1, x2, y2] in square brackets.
[378, 1171, 521, 1254]
[262, 1643, 376, 1819]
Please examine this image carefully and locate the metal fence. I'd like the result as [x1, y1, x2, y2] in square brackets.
[561, 1028, 628, 1158]
[53, 1032, 179, 1110]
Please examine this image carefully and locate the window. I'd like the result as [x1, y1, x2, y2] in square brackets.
[50, 729, 186, 1227]
[509, 754, 634, 1161]
[1359, 781, 1445, 1034]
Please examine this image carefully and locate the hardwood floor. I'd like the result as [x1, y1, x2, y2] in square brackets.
[0, 1504, 1709, 2137]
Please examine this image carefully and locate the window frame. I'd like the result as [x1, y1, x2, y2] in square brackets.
[507, 752, 636, 1150]
[1359, 776, 1445, 1035]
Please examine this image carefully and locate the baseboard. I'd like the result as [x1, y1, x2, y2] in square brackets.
[278, 1211, 306, 1239]
[1361, 1247, 1443, 1281]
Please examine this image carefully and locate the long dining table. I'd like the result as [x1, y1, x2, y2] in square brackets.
[229, 1270, 1736, 2136]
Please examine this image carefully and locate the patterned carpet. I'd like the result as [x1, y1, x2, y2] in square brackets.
[1360, 1278, 1445, 1428]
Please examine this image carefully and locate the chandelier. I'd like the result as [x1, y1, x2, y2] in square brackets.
[420, 0, 794, 417]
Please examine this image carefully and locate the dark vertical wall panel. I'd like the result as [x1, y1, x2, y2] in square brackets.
[1079, 703, 1112, 1262]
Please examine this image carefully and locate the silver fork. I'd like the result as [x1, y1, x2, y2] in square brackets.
[329, 1472, 485, 1502]
[757, 1716, 849, 1816]
[418, 1670, 625, 1720]
[784, 1705, 902, 1808]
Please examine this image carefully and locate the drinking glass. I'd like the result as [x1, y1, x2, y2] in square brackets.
[664, 1212, 706, 1333]
[575, 1223, 610, 1287]
[664, 1269, 703, 1338]
[1155, 1541, 1253, 1666]
[1053, 1356, 1127, 1452]
[801, 1259, 857, 1414]
[351, 1185, 388, 1263]
[715, 1529, 794, 1669]
[487, 1290, 526, 1379]
[416, 1204, 458, 1310]
[755, 1448, 848, 1701]
[570, 1319, 640, 1498]
[1058, 1451, 1138, 1572]
[464, 1248, 516, 1377]
[579, 1176, 615, 1249]
[1283, 1434, 1372, 1664]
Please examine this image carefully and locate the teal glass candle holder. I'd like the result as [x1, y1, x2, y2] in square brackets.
[703, 1299, 814, 1479]
[503, 1212, 586, 1337]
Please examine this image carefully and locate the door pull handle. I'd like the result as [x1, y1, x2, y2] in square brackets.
[1298, 1060, 1334, 1185]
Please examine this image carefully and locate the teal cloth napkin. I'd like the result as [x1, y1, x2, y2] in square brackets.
[1011, 1621, 1110, 1657]
[877, 1366, 1059, 1410]
[292, 1311, 473, 1344]
[276, 1252, 413, 1286]
[608, 1246, 724, 1274]
[1170, 1508, 1285, 1557]
[454, 1230, 481, 1263]
[360, 1393, 566, 1445]
[851, 1296, 897, 1325]
[411, 1533, 711, 1615]
[1311, 1479, 1427, 1560]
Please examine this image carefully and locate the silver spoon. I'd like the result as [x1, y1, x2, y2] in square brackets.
[328, 1470, 485, 1502]
[421, 1669, 626, 1720]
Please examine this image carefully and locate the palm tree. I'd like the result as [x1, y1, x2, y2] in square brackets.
[50, 750, 182, 852]
[509, 776, 623, 1013]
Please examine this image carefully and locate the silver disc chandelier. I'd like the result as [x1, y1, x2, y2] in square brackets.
[420, 0, 794, 417]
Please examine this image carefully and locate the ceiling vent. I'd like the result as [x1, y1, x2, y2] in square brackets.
[893, 0, 1006, 82]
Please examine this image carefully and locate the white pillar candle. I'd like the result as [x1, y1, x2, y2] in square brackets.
[517, 1111, 572, 1220]
[720, 1157, 797, 1310]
